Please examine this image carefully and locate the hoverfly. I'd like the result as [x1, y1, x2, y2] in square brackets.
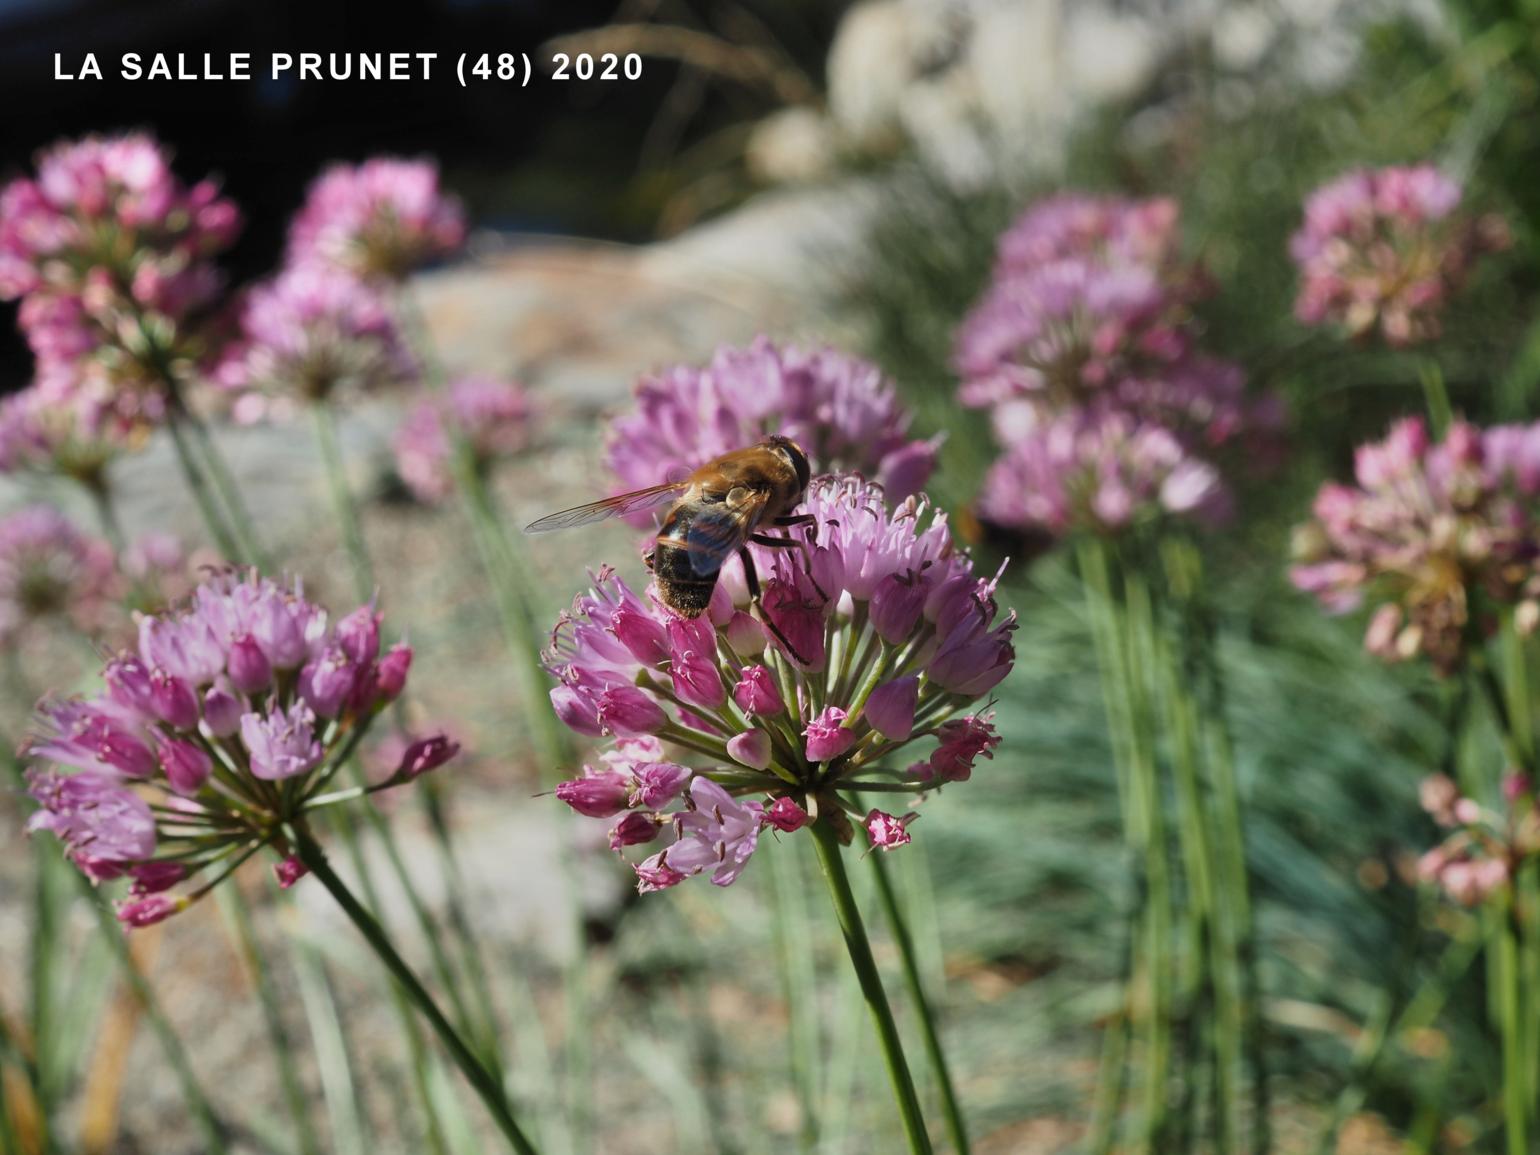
[524, 436, 819, 661]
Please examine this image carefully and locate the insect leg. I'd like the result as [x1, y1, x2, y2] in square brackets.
[738, 546, 811, 667]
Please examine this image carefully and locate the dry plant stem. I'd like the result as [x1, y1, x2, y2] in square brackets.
[809, 819, 933, 1155]
[293, 826, 540, 1155]
[866, 849, 970, 1155]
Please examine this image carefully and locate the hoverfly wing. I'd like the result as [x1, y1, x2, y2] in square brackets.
[683, 490, 769, 576]
[523, 482, 688, 534]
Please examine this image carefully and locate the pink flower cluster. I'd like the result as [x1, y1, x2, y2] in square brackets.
[23, 569, 454, 925]
[546, 477, 1014, 893]
[394, 376, 535, 503]
[1290, 165, 1509, 346]
[605, 338, 938, 508]
[286, 158, 466, 281]
[0, 506, 117, 644]
[1416, 773, 1536, 906]
[1292, 417, 1540, 673]
[217, 158, 462, 415]
[0, 372, 157, 490]
[978, 409, 1228, 537]
[0, 133, 240, 393]
[959, 193, 1279, 542]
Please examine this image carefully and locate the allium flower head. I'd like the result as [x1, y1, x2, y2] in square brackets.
[995, 194, 1186, 277]
[0, 506, 117, 645]
[0, 133, 240, 394]
[1292, 416, 1540, 672]
[546, 477, 1015, 893]
[287, 158, 466, 281]
[1290, 165, 1509, 346]
[22, 568, 445, 924]
[216, 264, 410, 410]
[394, 376, 535, 503]
[977, 409, 1229, 540]
[0, 372, 157, 490]
[604, 338, 938, 508]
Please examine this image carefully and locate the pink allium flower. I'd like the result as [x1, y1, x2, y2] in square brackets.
[604, 338, 937, 509]
[1292, 416, 1540, 672]
[1290, 165, 1509, 346]
[0, 134, 240, 408]
[0, 367, 160, 493]
[977, 409, 1229, 539]
[216, 264, 410, 410]
[545, 477, 1015, 890]
[287, 158, 466, 281]
[22, 568, 448, 923]
[394, 376, 535, 502]
[1416, 768, 1537, 907]
[0, 506, 117, 644]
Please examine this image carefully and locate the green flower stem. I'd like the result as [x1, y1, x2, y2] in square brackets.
[1079, 539, 1174, 1152]
[769, 839, 821, 1152]
[1419, 358, 1453, 438]
[331, 810, 451, 1155]
[866, 849, 969, 1154]
[182, 403, 271, 569]
[1496, 899, 1529, 1155]
[311, 403, 375, 603]
[165, 405, 245, 561]
[217, 887, 323, 1155]
[398, 281, 590, 1155]
[292, 826, 540, 1155]
[808, 819, 933, 1155]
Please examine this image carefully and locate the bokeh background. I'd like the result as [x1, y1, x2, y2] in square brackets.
[2, 0, 1539, 1152]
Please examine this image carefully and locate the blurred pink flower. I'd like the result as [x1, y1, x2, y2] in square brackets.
[0, 506, 117, 644]
[1290, 165, 1509, 346]
[216, 263, 410, 409]
[394, 376, 535, 502]
[604, 338, 937, 510]
[1292, 416, 1540, 672]
[287, 157, 466, 281]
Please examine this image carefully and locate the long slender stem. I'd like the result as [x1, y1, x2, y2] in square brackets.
[217, 887, 323, 1155]
[1497, 900, 1528, 1155]
[312, 403, 375, 602]
[165, 407, 245, 561]
[293, 828, 540, 1155]
[808, 820, 933, 1154]
[769, 839, 821, 1152]
[867, 850, 969, 1154]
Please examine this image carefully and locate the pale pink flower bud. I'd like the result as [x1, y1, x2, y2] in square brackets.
[727, 729, 772, 770]
[668, 617, 725, 709]
[632, 761, 690, 808]
[202, 686, 242, 737]
[725, 611, 767, 656]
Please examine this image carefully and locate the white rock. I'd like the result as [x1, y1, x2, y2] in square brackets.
[826, 0, 916, 150]
[745, 106, 839, 185]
